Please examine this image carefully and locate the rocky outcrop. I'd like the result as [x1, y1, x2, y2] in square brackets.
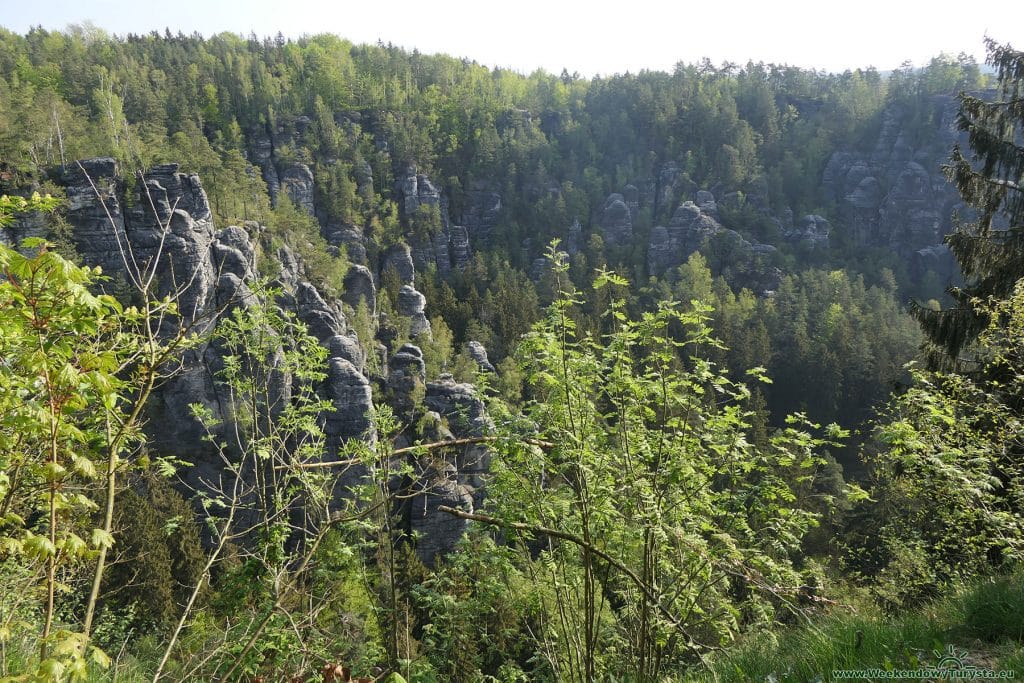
[60, 158, 127, 277]
[62, 161, 219, 325]
[280, 163, 316, 215]
[822, 96, 963, 256]
[461, 180, 502, 246]
[0, 202, 48, 249]
[397, 284, 431, 339]
[466, 341, 495, 373]
[324, 223, 367, 265]
[565, 218, 583, 256]
[341, 264, 376, 312]
[212, 224, 257, 279]
[293, 281, 346, 344]
[448, 225, 472, 270]
[387, 343, 426, 421]
[325, 357, 376, 447]
[647, 195, 781, 294]
[623, 184, 640, 222]
[657, 162, 682, 218]
[394, 167, 475, 275]
[395, 165, 446, 222]
[250, 129, 281, 200]
[354, 159, 374, 201]
[425, 377, 494, 495]
[382, 243, 416, 285]
[46, 157, 495, 565]
[598, 193, 633, 247]
[878, 161, 942, 248]
[786, 215, 831, 249]
[56, 161, 248, 496]
[402, 412, 474, 566]
[647, 200, 724, 275]
[695, 190, 720, 221]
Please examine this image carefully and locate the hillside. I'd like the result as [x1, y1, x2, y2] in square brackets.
[0, 27, 1022, 682]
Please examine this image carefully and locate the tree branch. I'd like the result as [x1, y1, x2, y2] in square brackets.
[277, 436, 555, 471]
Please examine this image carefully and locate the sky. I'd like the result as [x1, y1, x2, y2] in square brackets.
[3, 0, 1023, 77]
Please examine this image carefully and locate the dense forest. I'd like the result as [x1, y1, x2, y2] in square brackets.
[0, 24, 1022, 681]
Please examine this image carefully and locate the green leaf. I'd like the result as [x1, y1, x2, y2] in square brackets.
[61, 533, 88, 557]
[69, 454, 98, 479]
[91, 528, 115, 550]
[26, 535, 57, 558]
[38, 657, 66, 679]
[844, 482, 873, 503]
[90, 645, 111, 669]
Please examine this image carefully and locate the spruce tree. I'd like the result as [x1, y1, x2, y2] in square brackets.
[916, 38, 1024, 367]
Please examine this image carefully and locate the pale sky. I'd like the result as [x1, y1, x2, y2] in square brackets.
[3, 0, 1022, 76]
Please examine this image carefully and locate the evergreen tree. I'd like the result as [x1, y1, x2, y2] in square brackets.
[915, 39, 1024, 366]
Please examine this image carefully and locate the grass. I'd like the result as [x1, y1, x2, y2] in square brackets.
[697, 571, 1024, 682]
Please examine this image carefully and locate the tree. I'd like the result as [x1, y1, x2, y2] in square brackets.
[1, 187, 203, 678]
[852, 282, 1024, 606]
[915, 39, 1024, 367]
[452, 248, 844, 680]
[858, 42, 1024, 602]
[1, 195, 129, 676]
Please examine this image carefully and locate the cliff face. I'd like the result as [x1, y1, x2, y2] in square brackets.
[822, 95, 967, 280]
[570, 97, 968, 292]
[3, 158, 491, 564]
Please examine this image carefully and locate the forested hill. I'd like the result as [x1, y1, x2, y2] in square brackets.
[3, 26, 1024, 682]
[0, 28, 987, 434]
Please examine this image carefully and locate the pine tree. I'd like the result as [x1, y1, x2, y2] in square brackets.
[915, 39, 1024, 367]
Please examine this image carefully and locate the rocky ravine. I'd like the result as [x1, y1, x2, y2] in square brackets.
[2, 158, 491, 565]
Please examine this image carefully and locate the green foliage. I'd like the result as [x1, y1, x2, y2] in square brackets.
[98, 474, 206, 635]
[851, 283, 1024, 607]
[2, 26, 1019, 683]
[0, 234, 139, 677]
[958, 574, 1024, 643]
[850, 40, 1024, 609]
[265, 193, 348, 296]
[915, 39, 1024, 366]
[663, 255, 920, 431]
[478, 249, 845, 680]
[411, 534, 548, 682]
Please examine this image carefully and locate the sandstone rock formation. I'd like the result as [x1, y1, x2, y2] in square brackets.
[821, 96, 962, 256]
[341, 264, 376, 312]
[280, 163, 316, 215]
[397, 284, 431, 339]
[598, 193, 633, 247]
[786, 215, 831, 249]
[466, 341, 496, 373]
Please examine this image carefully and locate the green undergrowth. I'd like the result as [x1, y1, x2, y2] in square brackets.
[698, 570, 1024, 682]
